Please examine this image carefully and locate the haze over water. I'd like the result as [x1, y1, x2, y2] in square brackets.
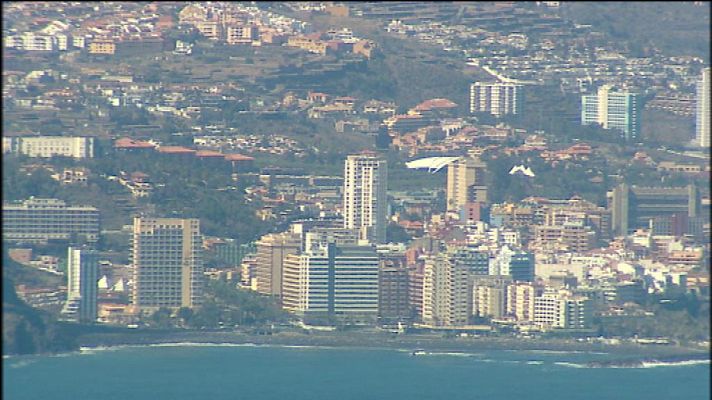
[4, 345, 710, 400]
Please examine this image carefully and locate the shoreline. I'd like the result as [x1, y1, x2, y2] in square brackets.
[66, 329, 710, 365]
[5, 328, 709, 368]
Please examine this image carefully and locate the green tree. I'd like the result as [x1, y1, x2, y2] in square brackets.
[150, 307, 173, 329]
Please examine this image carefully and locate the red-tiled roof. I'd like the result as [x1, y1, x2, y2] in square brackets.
[114, 137, 155, 149]
[157, 146, 196, 154]
[195, 150, 225, 158]
[413, 98, 458, 111]
[224, 153, 255, 161]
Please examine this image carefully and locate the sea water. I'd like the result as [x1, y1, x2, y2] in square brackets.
[3, 344, 710, 400]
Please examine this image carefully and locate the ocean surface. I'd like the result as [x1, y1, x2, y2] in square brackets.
[3, 343, 710, 400]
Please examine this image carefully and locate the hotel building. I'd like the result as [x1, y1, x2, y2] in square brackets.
[2, 198, 99, 243]
[130, 217, 204, 310]
[343, 153, 388, 244]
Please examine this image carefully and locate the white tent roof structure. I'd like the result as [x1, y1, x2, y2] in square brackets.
[98, 275, 110, 290]
[509, 164, 535, 177]
[405, 156, 460, 173]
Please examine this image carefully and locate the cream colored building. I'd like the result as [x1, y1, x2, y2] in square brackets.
[506, 282, 537, 322]
[422, 253, 471, 327]
[472, 275, 511, 319]
[446, 156, 487, 212]
[254, 232, 301, 298]
[131, 218, 203, 310]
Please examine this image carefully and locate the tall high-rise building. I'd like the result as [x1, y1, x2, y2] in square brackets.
[421, 246, 489, 327]
[131, 217, 203, 310]
[470, 82, 522, 116]
[343, 153, 387, 244]
[696, 68, 710, 148]
[376, 244, 410, 323]
[446, 156, 488, 212]
[581, 85, 640, 141]
[282, 242, 379, 322]
[254, 232, 301, 298]
[422, 252, 472, 327]
[2, 198, 100, 244]
[61, 247, 98, 323]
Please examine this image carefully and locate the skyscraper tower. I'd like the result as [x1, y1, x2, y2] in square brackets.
[343, 153, 388, 244]
[131, 217, 204, 310]
[61, 247, 98, 323]
[696, 68, 710, 148]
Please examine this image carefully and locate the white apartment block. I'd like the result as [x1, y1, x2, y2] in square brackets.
[470, 82, 523, 116]
[343, 153, 387, 244]
[2, 198, 100, 243]
[581, 85, 640, 141]
[3, 136, 95, 158]
[281, 244, 379, 320]
[534, 289, 592, 330]
[5, 32, 58, 51]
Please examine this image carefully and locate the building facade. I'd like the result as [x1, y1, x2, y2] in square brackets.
[61, 247, 99, 323]
[131, 218, 203, 310]
[3, 136, 94, 158]
[490, 246, 535, 282]
[343, 153, 388, 244]
[472, 275, 511, 320]
[470, 82, 522, 116]
[581, 85, 640, 141]
[696, 67, 710, 148]
[254, 232, 301, 298]
[281, 243, 379, 322]
[422, 247, 489, 326]
[446, 156, 488, 213]
[2, 198, 99, 243]
[608, 183, 700, 236]
[378, 258, 410, 323]
[534, 289, 592, 330]
[422, 250, 477, 327]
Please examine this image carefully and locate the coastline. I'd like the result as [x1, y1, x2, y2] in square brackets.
[67, 329, 711, 366]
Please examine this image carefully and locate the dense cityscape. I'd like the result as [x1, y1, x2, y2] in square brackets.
[2, 2, 710, 381]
